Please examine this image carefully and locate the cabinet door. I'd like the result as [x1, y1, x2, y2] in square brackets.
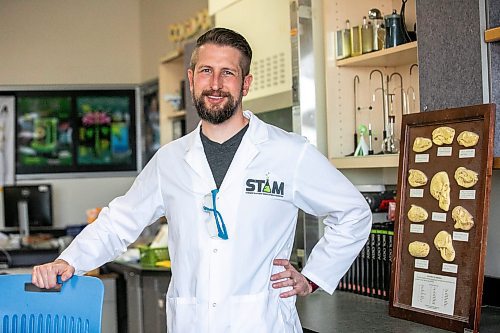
[213, 0, 292, 103]
[208, 0, 242, 15]
[142, 274, 171, 333]
[125, 271, 144, 333]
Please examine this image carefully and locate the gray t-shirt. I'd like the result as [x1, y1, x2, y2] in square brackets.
[200, 124, 249, 189]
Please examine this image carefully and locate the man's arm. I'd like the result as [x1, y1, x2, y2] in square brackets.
[292, 143, 372, 294]
[32, 154, 166, 286]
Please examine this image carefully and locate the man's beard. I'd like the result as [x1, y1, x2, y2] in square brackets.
[193, 87, 242, 125]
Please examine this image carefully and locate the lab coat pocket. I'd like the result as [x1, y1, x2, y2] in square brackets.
[230, 291, 269, 333]
[278, 295, 299, 331]
[167, 296, 197, 333]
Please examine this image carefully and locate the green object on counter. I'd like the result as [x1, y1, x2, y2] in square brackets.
[138, 246, 169, 267]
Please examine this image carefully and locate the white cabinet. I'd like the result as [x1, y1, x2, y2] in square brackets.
[208, 0, 242, 15]
[211, 0, 293, 109]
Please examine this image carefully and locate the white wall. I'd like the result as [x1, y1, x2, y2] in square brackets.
[139, 0, 208, 81]
[0, 0, 207, 84]
[0, 0, 141, 85]
[0, 0, 207, 229]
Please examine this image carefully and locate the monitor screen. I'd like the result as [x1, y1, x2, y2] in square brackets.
[14, 89, 137, 175]
[3, 184, 53, 228]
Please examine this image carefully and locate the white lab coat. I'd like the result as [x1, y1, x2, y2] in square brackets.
[59, 110, 372, 333]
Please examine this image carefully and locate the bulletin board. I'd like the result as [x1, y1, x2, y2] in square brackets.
[389, 104, 496, 333]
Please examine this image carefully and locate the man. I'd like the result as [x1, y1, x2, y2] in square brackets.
[32, 27, 372, 332]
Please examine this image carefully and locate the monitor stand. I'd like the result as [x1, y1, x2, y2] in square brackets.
[17, 200, 29, 238]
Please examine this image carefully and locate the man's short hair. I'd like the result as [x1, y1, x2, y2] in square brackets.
[190, 27, 252, 76]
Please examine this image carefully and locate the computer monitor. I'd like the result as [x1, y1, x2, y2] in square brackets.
[3, 184, 53, 229]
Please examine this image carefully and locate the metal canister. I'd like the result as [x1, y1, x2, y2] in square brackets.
[384, 10, 406, 48]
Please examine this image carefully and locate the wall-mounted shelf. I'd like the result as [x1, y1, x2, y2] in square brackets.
[336, 41, 418, 67]
[330, 154, 399, 169]
[485, 26, 500, 43]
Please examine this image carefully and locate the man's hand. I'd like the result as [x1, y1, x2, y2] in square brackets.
[271, 259, 312, 298]
[32, 259, 75, 289]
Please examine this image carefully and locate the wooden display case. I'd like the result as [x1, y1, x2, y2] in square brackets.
[389, 104, 496, 333]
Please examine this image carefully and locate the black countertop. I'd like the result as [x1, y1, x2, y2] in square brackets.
[105, 261, 170, 275]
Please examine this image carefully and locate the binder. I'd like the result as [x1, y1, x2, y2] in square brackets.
[370, 230, 376, 297]
[376, 227, 383, 298]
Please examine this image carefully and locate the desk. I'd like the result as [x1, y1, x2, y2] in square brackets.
[0, 248, 59, 267]
[105, 261, 171, 333]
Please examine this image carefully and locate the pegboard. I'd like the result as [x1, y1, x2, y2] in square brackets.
[323, 0, 420, 158]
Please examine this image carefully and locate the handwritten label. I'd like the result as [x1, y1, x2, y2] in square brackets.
[442, 263, 458, 274]
[453, 232, 469, 242]
[410, 224, 425, 234]
[432, 212, 447, 222]
[415, 154, 430, 163]
[437, 147, 453, 157]
[415, 259, 429, 270]
[410, 189, 424, 198]
[459, 190, 476, 200]
[459, 149, 475, 159]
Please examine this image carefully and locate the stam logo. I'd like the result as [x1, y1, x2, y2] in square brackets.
[245, 174, 284, 197]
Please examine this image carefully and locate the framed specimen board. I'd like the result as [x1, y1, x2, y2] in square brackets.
[389, 104, 496, 333]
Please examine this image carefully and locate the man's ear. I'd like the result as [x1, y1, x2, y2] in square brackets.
[187, 69, 194, 93]
[242, 74, 253, 96]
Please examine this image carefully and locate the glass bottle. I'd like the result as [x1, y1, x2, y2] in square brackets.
[350, 21, 362, 56]
[369, 8, 385, 51]
[335, 20, 351, 60]
[361, 16, 373, 54]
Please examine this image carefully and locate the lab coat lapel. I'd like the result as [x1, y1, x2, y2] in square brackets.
[183, 127, 215, 192]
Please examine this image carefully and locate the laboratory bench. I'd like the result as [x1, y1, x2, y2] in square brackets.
[297, 290, 500, 333]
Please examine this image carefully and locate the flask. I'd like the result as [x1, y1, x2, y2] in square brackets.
[361, 16, 373, 54]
